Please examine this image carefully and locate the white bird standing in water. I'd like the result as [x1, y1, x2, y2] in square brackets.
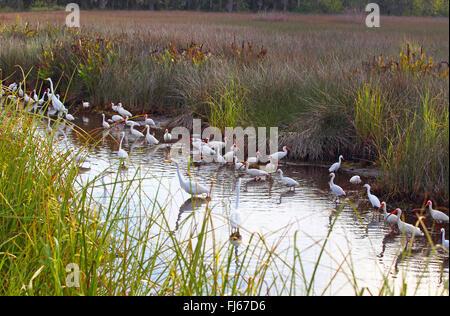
[46, 78, 65, 114]
[230, 178, 242, 233]
[173, 160, 210, 197]
[117, 103, 133, 118]
[143, 114, 156, 127]
[441, 228, 449, 250]
[63, 109, 75, 122]
[102, 114, 110, 129]
[349, 175, 362, 184]
[224, 144, 240, 163]
[117, 132, 129, 161]
[164, 129, 172, 143]
[130, 124, 144, 139]
[233, 156, 245, 171]
[145, 125, 159, 145]
[271, 146, 291, 161]
[111, 115, 123, 123]
[277, 169, 299, 191]
[391, 209, 424, 246]
[247, 152, 263, 166]
[329, 173, 346, 201]
[245, 162, 269, 181]
[215, 151, 227, 164]
[329, 155, 344, 173]
[125, 117, 140, 128]
[425, 200, 449, 229]
[379, 202, 398, 230]
[363, 184, 381, 209]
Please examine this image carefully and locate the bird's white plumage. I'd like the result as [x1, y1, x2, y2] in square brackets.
[270, 146, 290, 161]
[441, 228, 449, 250]
[380, 202, 398, 227]
[426, 201, 449, 224]
[364, 184, 381, 208]
[278, 169, 299, 190]
[102, 114, 110, 129]
[393, 209, 424, 240]
[349, 175, 362, 184]
[174, 160, 209, 196]
[329, 155, 344, 173]
[117, 132, 128, 160]
[329, 173, 346, 197]
[145, 125, 159, 145]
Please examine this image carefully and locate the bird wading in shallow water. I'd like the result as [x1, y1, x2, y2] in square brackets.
[329, 155, 344, 173]
[425, 200, 449, 230]
[363, 184, 381, 209]
[390, 209, 424, 247]
[277, 169, 299, 191]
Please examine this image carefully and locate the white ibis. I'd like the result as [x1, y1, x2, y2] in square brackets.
[111, 115, 123, 123]
[207, 137, 228, 151]
[63, 110, 75, 122]
[379, 202, 398, 230]
[329, 173, 346, 201]
[349, 175, 362, 184]
[125, 117, 140, 128]
[264, 156, 279, 174]
[245, 162, 269, 181]
[277, 169, 299, 191]
[18, 82, 24, 97]
[193, 140, 216, 156]
[363, 184, 381, 208]
[8, 83, 17, 91]
[271, 146, 291, 161]
[164, 129, 172, 143]
[145, 125, 159, 146]
[32, 90, 39, 103]
[102, 114, 110, 129]
[130, 125, 144, 139]
[143, 114, 155, 126]
[230, 178, 242, 233]
[224, 144, 240, 163]
[248, 152, 263, 166]
[214, 151, 227, 164]
[441, 228, 449, 250]
[117, 103, 132, 117]
[46, 78, 64, 113]
[329, 155, 344, 173]
[425, 201, 449, 230]
[391, 208, 424, 246]
[233, 156, 245, 170]
[38, 90, 48, 106]
[173, 160, 210, 197]
[117, 132, 129, 161]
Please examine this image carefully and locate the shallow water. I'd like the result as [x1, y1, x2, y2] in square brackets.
[59, 113, 448, 296]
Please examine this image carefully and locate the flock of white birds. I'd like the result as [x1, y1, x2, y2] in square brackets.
[1, 79, 448, 250]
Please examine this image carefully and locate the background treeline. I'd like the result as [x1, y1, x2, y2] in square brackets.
[2, 0, 449, 16]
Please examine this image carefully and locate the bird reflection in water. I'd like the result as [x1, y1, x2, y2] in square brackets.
[173, 197, 207, 232]
[230, 231, 243, 265]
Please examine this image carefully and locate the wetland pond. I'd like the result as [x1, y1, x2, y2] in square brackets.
[54, 113, 448, 296]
